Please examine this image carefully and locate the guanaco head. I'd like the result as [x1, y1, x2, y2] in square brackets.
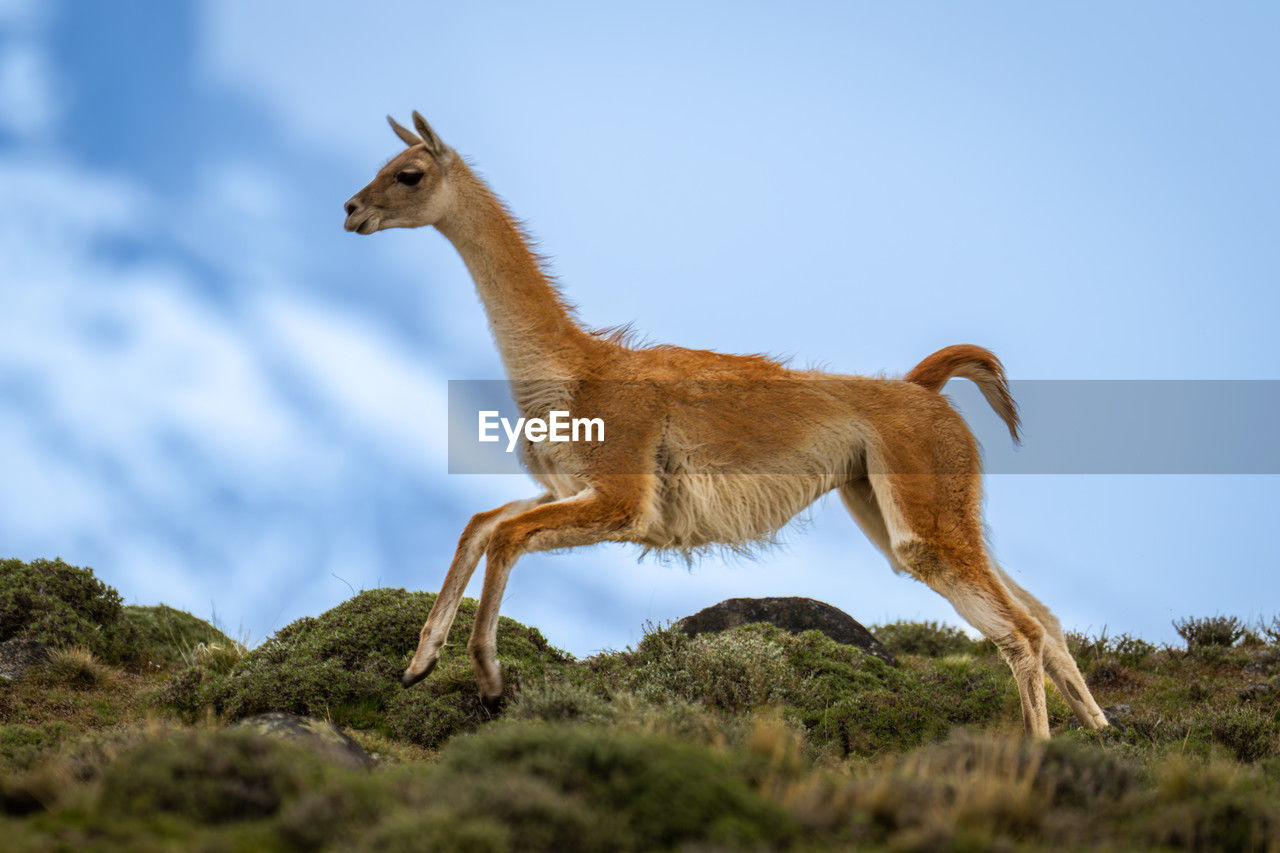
[344, 111, 457, 234]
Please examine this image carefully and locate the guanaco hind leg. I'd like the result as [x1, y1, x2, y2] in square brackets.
[846, 475, 1058, 738]
[844, 471, 1105, 737]
[994, 565, 1109, 730]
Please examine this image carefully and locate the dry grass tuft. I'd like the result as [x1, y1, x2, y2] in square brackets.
[43, 647, 116, 689]
[181, 639, 248, 675]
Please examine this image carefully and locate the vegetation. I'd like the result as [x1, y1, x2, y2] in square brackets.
[2, 557, 1279, 850]
[0, 557, 138, 664]
[0, 558, 233, 669]
[120, 603, 237, 669]
[870, 618, 988, 658]
[162, 587, 572, 749]
[1174, 614, 1247, 652]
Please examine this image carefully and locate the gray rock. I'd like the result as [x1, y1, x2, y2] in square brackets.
[1239, 682, 1274, 702]
[0, 638, 50, 680]
[232, 712, 374, 768]
[1066, 703, 1132, 732]
[1102, 703, 1133, 722]
[1244, 647, 1279, 675]
[676, 596, 896, 665]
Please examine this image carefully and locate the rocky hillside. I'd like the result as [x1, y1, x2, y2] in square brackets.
[2, 558, 1278, 851]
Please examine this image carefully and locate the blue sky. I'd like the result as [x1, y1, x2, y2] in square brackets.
[1, 0, 1277, 653]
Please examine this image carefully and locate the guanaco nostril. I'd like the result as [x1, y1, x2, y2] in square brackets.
[344, 201, 358, 216]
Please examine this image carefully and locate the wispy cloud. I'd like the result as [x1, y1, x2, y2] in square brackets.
[0, 0, 58, 141]
[0, 151, 464, 638]
[0, 41, 58, 139]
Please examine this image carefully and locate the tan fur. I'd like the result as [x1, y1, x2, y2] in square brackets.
[905, 343, 1021, 442]
[343, 113, 1108, 736]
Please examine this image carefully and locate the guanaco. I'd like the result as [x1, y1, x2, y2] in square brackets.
[343, 112, 1109, 737]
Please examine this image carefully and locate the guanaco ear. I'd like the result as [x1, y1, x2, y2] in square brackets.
[412, 110, 453, 162]
[387, 115, 422, 147]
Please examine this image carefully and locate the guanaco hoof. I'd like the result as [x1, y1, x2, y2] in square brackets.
[400, 659, 435, 688]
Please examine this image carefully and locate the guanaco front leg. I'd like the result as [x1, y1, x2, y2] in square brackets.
[401, 494, 550, 688]
[467, 489, 635, 707]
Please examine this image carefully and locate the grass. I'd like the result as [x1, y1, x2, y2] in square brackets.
[2, 557, 1279, 850]
[41, 646, 119, 693]
[120, 603, 239, 670]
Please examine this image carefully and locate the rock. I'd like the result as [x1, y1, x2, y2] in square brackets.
[676, 597, 896, 665]
[0, 639, 50, 680]
[1244, 647, 1279, 675]
[232, 713, 374, 769]
[1238, 682, 1274, 702]
[1066, 703, 1132, 733]
[1102, 703, 1133, 723]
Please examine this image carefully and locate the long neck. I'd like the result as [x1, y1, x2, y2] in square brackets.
[435, 162, 591, 381]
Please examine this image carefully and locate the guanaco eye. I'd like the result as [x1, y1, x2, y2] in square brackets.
[396, 170, 423, 186]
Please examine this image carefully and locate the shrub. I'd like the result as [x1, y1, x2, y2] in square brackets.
[0, 558, 140, 663]
[624, 623, 805, 712]
[276, 772, 410, 850]
[1260, 617, 1280, 646]
[96, 729, 331, 824]
[1, 723, 72, 773]
[280, 720, 799, 852]
[507, 678, 615, 726]
[364, 772, 608, 852]
[873, 620, 987, 657]
[1144, 755, 1280, 850]
[586, 623, 1011, 758]
[801, 731, 1141, 848]
[165, 588, 572, 749]
[1036, 736, 1139, 807]
[1206, 706, 1280, 763]
[430, 721, 797, 851]
[1110, 633, 1158, 666]
[1174, 615, 1244, 651]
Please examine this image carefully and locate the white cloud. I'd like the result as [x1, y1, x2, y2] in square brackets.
[0, 0, 59, 141]
[251, 289, 451, 474]
[0, 154, 465, 638]
[0, 41, 57, 138]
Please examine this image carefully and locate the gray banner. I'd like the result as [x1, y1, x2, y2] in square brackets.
[447, 379, 1280, 475]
